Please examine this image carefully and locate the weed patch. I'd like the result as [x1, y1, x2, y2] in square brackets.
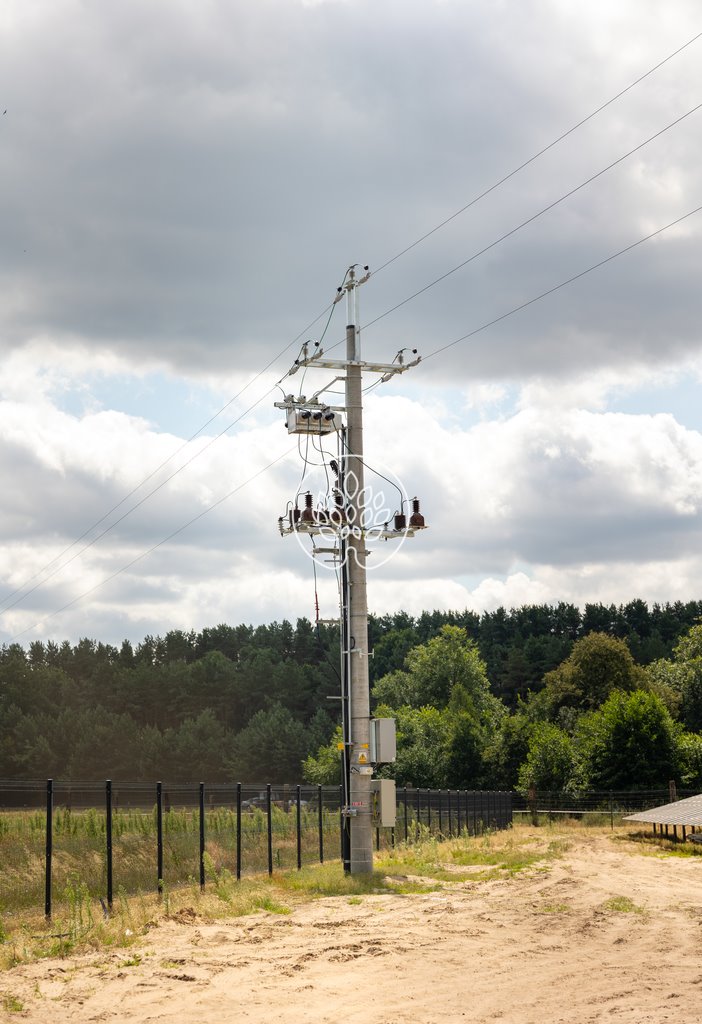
[537, 902, 570, 914]
[1, 993, 24, 1012]
[602, 895, 645, 914]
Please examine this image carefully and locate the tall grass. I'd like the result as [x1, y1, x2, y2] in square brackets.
[0, 805, 341, 914]
[0, 822, 549, 968]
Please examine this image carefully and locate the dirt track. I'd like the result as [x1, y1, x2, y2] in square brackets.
[2, 829, 701, 1023]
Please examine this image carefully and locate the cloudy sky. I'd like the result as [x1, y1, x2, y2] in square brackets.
[1, 0, 702, 648]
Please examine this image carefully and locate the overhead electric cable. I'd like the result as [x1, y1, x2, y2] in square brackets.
[1, 297, 344, 616]
[372, 28, 702, 277]
[359, 99, 702, 336]
[12, 206, 701, 642]
[422, 203, 702, 363]
[7, 33, 695, 614]
[5, 35, 700, 632]
[9, 445, 298, 641]
[0, 381, 288, 615]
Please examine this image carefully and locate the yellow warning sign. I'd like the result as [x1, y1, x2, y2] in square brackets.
[358, 752, 368, 764]
[337, 742, 344, 751]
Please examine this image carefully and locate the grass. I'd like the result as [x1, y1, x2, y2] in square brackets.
[1, 817, 687, 978]
[0, 823, 556, 969]
[602, 895, 646, 915]
[616, 829, 702, 858]
[375, 829, 569, 884]
[1, 994, 24, 1013]
[0, 804, 343, 913]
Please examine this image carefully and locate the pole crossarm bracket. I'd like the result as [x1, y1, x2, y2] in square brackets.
[277, 518, 423, 541]
[273, 263, 426, 875]
[291, 354, 421, 378]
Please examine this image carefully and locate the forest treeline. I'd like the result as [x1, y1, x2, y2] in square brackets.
[1, 598, 701, 786]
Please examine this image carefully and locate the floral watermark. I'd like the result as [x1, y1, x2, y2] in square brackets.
[293, 453, 411, 572]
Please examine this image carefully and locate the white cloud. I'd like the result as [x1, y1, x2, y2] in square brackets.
[2, 0, 702, 644]
[2, 366, 702, 644]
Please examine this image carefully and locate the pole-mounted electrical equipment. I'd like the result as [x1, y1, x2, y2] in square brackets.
[274, 265, 426, 875]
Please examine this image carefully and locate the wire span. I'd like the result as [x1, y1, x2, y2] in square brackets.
[9, 446, 298, 642]
[6, 35, 700, 635]
[423, 203, 702, 362]
[360, 99, 702, 336]
[372, 28, 702, 277]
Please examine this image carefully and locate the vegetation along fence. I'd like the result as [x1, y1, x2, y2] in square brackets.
[0, 780, 512, 918]
[512, 788, 696, 825]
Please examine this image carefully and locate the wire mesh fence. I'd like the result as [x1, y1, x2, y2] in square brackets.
[0, 780, 512, 918]
[511, 787, 696, 823]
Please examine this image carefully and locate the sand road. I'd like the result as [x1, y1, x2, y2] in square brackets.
[2, 829, 701, 1023]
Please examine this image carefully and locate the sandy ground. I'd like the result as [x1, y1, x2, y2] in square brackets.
[2, 829, 702, 1023]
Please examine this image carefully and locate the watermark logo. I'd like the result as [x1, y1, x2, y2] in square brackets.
[293, 453, 410, 572]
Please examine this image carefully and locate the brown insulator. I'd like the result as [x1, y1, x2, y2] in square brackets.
[316, 507, 329, 525]
[394, 512, 407, 531]
[301, 493, 315, 523]
[409, 498, 425, 529]
[289, 504, 301, 529]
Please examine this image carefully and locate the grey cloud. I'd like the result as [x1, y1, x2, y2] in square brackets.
[2, 0, 700, 381]
[2, 0, 702, 644]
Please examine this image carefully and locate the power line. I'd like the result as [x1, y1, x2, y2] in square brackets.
[11, 204, 700, 640]
[0, 302, 343, 616]
[372, 27, 702, 277]
[6, 36, 700, 634]
[8, 445, 298, 642]
[8, 32, 696, 614]
[0, 380, 284, 615]
[423, 203, 702, 363]
[360, 99, 702, 336]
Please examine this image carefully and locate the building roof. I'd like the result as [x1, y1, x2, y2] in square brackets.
[624, 792, 702, 827]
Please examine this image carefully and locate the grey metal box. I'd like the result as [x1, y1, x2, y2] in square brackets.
[371, 779, 396, 828]
[370, 718, 396, 764]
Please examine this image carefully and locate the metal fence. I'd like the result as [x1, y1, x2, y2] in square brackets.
[0, 780, 511, 918]
[511, 788, 696, 821]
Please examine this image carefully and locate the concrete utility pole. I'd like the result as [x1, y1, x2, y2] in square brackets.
[275, 264, 425, 874]
[343, 267, 373, 872]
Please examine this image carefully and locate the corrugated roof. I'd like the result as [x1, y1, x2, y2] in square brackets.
[624, 792, 702, 827]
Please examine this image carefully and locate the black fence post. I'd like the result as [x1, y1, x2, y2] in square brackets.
[296, 785, 302, 870]
[427, 790, 432, 834]
[403, 787, 408, 843]
[456, 789, 461, 836]
[105, 780, 113, 909]
[199, 783, 206, 890]
[266, 784, 273, 876]
[415, 787, 420, 842]
[376, 826, 380, 852]
[236, 783, 242, 881]
[156, 781, 163, 896]
[318, 785, 324, 864]
[609, 790, 614, 831]
[438, 790, 443, 838]
[339, 785, 344, 861]
[44, 779, 53, 920]
[472, 790, 477, 836]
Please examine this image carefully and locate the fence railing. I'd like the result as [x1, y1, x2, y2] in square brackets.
[0, 780, 512, 919]
[511, 788, 695, 821]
